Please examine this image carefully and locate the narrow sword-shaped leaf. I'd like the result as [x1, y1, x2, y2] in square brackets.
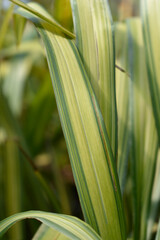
[37, 29, 124, 240]
[11, 2, 126, 239]
[115, 22, 131, 192]
[0, 211, 102, 240]
[127, 18, 158, 240]
[70, 0, 118, 158]
[141, 0, 160, 144]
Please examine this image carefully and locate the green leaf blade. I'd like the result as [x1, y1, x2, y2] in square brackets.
[39, 29, 124, 239]
[0, 211, 102, 240]
[70, 0, 118, 158]
[127, 18, 159, 240]
[8, 2, 126, 239]
[141, 0, 160, 144]
[115, 22, 131, 192]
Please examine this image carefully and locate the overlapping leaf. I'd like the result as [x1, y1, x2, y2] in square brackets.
[10, 1, 126, 239]
[0, 211, 102, 240]
[127, 18, 158, 240]
[141, 0, 160, 144]
[115, 22, 131, 192]
[33, 224, 70, 240]
[70, 0, 117, 158]
[11, 0, 75, 39]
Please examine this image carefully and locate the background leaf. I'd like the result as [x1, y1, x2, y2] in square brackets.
[11, 0, 75, 38]
[13, 14, 26, 46]
[11, 2, 126, 239]
[0, 3, 14, 50]
[115, 22, 131, 192]
[155, 218, 160, 240]
[147, 150, 160, 240]
[2, 140, 22, 239]
[141, 0, 160, 144]
[127, 18, 158, 240]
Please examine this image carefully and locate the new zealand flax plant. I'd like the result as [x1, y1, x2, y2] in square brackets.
[0, 0, 160, 239]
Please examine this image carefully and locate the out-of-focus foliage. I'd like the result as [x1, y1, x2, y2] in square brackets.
[109, 0, 140, 20]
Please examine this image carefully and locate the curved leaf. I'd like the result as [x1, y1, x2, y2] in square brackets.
[10, 1, 126, 239]
[37, 27, 124, 240]
[0, 211, 101, 240]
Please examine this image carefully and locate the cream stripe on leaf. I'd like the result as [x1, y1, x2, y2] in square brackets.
[11, 2, 125, 240]
[0, 211, 102, 240]
[115, 22, 131, 193]
[70, 0, 117, 158]
[38, 29, 125, 240]
[9, 1, 126, 240]
[127, 18, 158, 240]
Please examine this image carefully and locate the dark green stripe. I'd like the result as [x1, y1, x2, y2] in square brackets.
[70, 1, 83, 54]
[37, 27, 100, 234]
[69, 39, 126, 239]
[142, 1, 160, 142]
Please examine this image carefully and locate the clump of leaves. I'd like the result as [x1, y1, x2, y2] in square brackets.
[0, 0, 159, 239]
